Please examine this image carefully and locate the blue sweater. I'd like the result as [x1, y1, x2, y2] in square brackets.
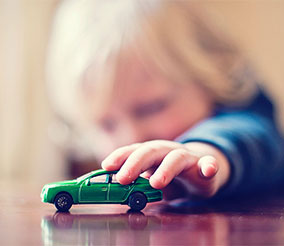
[176, 90, 284, 197]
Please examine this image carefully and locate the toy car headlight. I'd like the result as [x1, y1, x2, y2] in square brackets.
[41, 187, 48, 201]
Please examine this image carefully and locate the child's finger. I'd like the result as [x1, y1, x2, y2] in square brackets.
[116, 144, 176, 184]
[149, 149, 198, 189]
[101, 143, 141, 171]
[177, 155, 218, 198]
[140, 167, 157, 179]
[197, 155, 218, 178]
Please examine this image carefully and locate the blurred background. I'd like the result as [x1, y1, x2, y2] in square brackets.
[0, 0, 283, 184]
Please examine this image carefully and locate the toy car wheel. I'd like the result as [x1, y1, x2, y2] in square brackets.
[54, 193, 73, 212]
[128, 192, 147, 211]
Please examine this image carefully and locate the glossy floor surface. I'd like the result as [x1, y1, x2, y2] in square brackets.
[1, 182, 284, 245]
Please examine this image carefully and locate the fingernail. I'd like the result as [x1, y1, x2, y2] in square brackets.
[201, 163, 217, 178]
[117, 169, 131, 180]
[150, 173, 166, 188]
[101, 160, 106, 168]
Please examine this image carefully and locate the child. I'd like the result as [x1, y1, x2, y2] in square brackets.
[47, 1, 284, 200]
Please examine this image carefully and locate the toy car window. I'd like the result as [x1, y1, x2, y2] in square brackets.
[111, 174, 119, 183]
[77, 171, 95, 182]
[90, 174, 108, 183]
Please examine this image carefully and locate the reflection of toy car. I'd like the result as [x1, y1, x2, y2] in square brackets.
[41, 212, 162, 245]
[46, 211, 154, 230]
[41, 169, 163, 212]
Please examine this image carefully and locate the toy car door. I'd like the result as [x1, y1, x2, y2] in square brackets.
[79, 174, 109, 202]
[108, 174, 132, 202]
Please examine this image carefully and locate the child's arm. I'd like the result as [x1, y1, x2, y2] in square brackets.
[178, 110, 284, 197]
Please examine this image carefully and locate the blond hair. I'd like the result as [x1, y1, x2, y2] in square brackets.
[46, 0, 257, 123]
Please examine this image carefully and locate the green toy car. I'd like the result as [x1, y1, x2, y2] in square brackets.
[41, 169, 163, 212]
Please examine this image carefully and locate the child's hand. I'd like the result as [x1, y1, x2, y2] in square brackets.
[101, 140, 230, 199]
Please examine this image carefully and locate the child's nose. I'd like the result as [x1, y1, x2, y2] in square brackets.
[117, 123, 150, 146]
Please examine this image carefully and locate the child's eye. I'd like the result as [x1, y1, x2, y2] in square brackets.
[132, 98, 170, 119]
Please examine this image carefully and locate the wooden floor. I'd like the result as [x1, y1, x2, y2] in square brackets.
[1, 182, 284, 245]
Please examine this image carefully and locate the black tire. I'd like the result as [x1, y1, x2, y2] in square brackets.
[54, 193, 73, 212]
[128, 192, 147, 211]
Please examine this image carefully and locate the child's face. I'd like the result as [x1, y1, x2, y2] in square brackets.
[83, 54, 214, 156]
